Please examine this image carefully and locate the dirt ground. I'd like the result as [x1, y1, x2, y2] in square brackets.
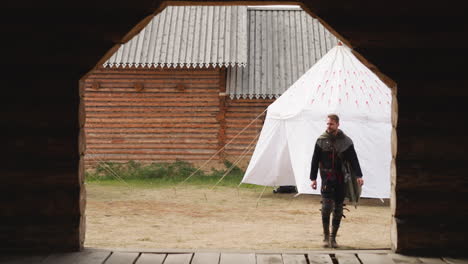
[84, 183, 391, 250]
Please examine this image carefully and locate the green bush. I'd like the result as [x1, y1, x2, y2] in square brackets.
[85, 159, 246, 187]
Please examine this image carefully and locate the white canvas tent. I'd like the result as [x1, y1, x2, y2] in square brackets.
[241, 45, 392, 198]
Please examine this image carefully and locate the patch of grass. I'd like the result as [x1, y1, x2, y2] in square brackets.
[85, 160, 261, 189]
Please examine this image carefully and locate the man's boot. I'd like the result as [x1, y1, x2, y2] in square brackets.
[330, 225, 339, 248]
[322, 221, 330, 247]
[321, 198, 333, 248]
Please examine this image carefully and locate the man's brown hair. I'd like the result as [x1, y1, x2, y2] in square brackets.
[327, 114, 340, 123]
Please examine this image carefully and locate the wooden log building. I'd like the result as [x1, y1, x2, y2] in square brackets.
[83, 5, 338, 168]
[1, 0, 467, 257]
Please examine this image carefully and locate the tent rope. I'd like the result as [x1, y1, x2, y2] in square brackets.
[85, 151, 131, 188]
[85, 150, 132, 189]
[236, 119, 281, 195]
[174, 107, 268, 190]
[209, 131, 261, 192]
[255, 185, 268, 208]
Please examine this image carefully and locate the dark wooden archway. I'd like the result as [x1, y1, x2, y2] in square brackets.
[1, 0, 466, 255]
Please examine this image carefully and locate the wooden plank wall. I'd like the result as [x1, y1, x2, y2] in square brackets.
[83, 67, 223, 168]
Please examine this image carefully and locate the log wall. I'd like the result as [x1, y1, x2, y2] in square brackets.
[83, 68, 224, 167]
[83, 67, 276, 170]
[224, 98, 274, 169]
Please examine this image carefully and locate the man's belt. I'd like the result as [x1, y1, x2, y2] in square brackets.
[321, 168, 338, 173]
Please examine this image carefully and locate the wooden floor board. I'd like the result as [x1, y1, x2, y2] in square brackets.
[257, 254, 283, 264]
[282, 254, 307, 264]
[358, 253, 396, 264]
[334, 253, 361, 264]
[419, 258, 448, 264]
[135, 253, 166, 264]
[191, 253, 220, 264]
[0, 250, 460, 264]
[0, 255, 48, 264]
[41, 250, 112, 264]
[219, 253, 256, 264]
[388, 253, 423, 263]
[104, 252, 140, 264]
[163, 254, 192, 264]
[443, 258, 468, 264]
[307, 254, 334, 264]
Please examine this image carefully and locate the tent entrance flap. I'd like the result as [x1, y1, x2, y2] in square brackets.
[241, 120, 295, 187]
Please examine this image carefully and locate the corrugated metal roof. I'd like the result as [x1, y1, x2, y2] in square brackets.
[104, 6, 248, 68]
[226, 8, 339, 99]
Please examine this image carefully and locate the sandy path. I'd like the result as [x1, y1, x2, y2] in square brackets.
[84, 183, 391, 250]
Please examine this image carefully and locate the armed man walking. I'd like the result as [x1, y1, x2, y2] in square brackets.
[310, 114, 364, 248]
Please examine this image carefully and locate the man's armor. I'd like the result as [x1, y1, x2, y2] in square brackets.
[310, 129, 363, 248]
